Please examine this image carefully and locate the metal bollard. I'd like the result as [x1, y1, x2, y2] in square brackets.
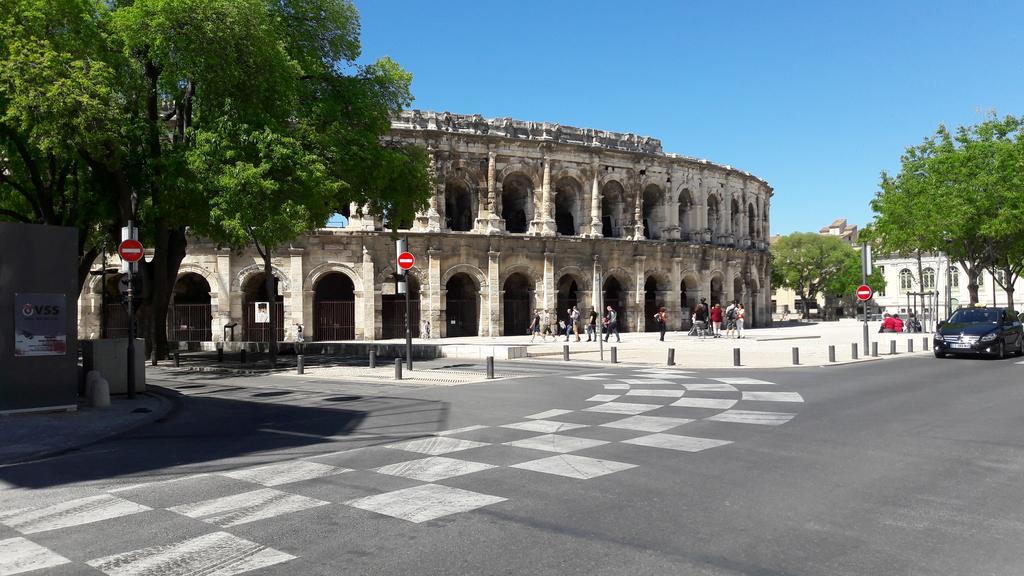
[611, 346, 618, 364]
[395, 357, 403, 380]
[733, 347, 741, 366]
[922, 337, 928, 350]
[369, 349, 377, 369]
[297, 354, 304, 375]
[563, 345, 570, 361]
[792, 347, 800, 365]
[151, 350, 158, 366]
[871, 342, 878, 357]
[828, 345, 835, 363]
[174, 351, 180, 367]
[668, 348, 676, 366]
[890, 340, 897, 355]
[852, 343, 858, 359]
[240, 348, 247, 364]
[486, 356, 494, 379]
[217, 346, 224, 363]
[908, 339, 914, 353]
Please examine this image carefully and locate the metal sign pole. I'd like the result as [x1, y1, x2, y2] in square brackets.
[861, 244, 870, 353]
[404, 236, 412, 371]
[126, 221, 136, 399]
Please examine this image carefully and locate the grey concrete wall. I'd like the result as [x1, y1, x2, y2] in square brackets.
[0, 222, 79, 412]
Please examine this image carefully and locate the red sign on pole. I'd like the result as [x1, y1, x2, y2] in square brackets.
[397, 251, 415, 270]
[118, 239, 145, 263]
[856, 284, 873, 301]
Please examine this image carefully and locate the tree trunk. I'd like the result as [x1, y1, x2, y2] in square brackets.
[966, 268, 980, 305]
[262, 250, 278, 367]
[1002, 266, 1016, 310]
[77, 247, 100, 296]
[139, 227, 187, 360]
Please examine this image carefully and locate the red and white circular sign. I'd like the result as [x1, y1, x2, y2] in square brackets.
[118, 239, 145, 263]
[397, 251, 415, 270]
[856, 284, 873, 301]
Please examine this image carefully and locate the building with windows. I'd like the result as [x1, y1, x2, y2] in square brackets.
[79, 111, 774, 341]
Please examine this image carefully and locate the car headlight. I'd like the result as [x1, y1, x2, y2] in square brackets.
[980, 332, 998, 342]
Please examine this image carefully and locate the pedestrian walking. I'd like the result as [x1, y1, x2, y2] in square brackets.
[295, 323, 304, 342]
[736, 303, 746, 338]
[558, 318, 567, 340]
[422, 319, 431, 339]
[570, 305, 581, 342]
[603, 305, 621, 343]
[710, 303, 723, 338]
[529, 309, 542, 342]
[541, 309, 552, 341]
[655, 306, 668, 341]
[586, 307, 598, 341]
[725, 300, 738, 338]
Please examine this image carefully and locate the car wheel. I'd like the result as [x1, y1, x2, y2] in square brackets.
[933, 351, 946, 358]
[997, 341, 1006, 359]
[1016, 336, 1024, 356]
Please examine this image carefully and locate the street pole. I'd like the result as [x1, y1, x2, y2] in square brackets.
[862, 243, 870, 354]
[404, 235, 412, 371]
[126, 220, 136, 399]
[597, 268, 604, 361]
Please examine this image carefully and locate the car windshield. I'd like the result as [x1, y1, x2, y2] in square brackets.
[949, 308, 999, 324]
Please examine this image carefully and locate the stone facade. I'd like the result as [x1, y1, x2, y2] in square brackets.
[79, 111, 774, 341]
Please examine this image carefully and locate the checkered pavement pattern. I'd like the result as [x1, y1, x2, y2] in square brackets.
[0, 367, 801, 575]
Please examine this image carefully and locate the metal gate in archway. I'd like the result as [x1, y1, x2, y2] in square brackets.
[446, 299, 478, 337]
[315, 301, 355, 340]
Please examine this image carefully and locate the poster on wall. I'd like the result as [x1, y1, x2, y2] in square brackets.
[254, 301, 270, 323]
[14, 293, 67, 356]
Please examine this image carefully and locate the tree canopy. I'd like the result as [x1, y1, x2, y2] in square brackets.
[771, 232, 883, 318]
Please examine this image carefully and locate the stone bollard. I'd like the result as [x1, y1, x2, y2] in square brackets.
[395, 357, 403, 380]
[87, 371, 110, 409]
[890, 340, 897, 355]
[871, 342, 878, 357]
[174, 351, 180, 367]
[297, 354, 304, 375]
[908, 339, 914, 353]
[611, 346, 618, 364]
[852, 343, 858, 359]
[792, 347, 800, 365]
[240, 348, 247, 364]
[151, 350, 158, 366]
[217, 343, 224, 363]
[828, 345, 835, 363]
[486, 356, 495, 379]
[369, 349, 377, 369]
[733, 348, 741, 366]
[563, 345, 570, 361]
[922, 337, 928, 350]
[668, 348, 675, 366]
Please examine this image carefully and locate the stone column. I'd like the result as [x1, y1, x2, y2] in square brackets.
[428, 247, 443, 338]
[592, 255, 603, 316]
[543, 250, 555, 314]
[588, 166, 603, 237]
[531, 156, 557, 235]
[631, 179, 645, 241]
[214, 248, 233, 342]
[476, 151, 504, 234]
[487, 249, 500, 336]
[670, 256, 683, 329]
[288, 247, 304, 341]
[634, 255, 646, 331]
[360, 246, 376, 339]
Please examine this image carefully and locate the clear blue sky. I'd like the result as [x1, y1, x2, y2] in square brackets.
[356, 0, 1024, 235]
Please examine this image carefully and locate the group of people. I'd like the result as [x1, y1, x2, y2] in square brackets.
[690, 298, 747, 339]
[879, 313, 922, 333]
[529, 305, 624, 343]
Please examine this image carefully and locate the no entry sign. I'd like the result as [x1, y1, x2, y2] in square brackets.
[398, 251, 415, 270]
[118, 239, 144, 263]
[856, 284, 873, 301]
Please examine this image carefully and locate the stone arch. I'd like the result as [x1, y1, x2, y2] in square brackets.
[499, 264, 540, 288]
[444, 176, 477, 232]
[556, 273, 582, 326]
[236, 263, 290, 293]
[501, 172, 536, 234]
[706, 192, 722, 237]
[177, 263, 219, 295]
[241, 270, 286, 341]
[747, 202, 758, 240]
[445, 272, 480, 337]
[169, 272, 213, 341]
[303, 262, 362, 292]
[642, 184, 666, 239]
[680, 272, 700, 321]
[502, 271, 535, 335]
[312, 272, 356, 341]
[441, 263, 486, 290]
[677, 188, 695, 239]
[378, 267, 422, 339]
[601, 180, 627, 238]
[497, 162, 541, 187]
[375, 264, 425, 288]
[554, 175, 583, 236]
[730, 197, 742, 239]
[602, 272, 630, 333]
[553, 265, 591, 292]
[643, 270, 670, 331]
[709, 271, 725, 306]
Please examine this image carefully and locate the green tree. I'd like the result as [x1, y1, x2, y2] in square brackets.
[771, 233, 882, 319]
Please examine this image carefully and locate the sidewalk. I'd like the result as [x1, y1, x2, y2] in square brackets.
[0, 391, 173, 465]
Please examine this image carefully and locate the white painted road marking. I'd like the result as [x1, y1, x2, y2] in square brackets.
[622, 433, 733, 452]
[741, 391, 804, 403]
[511, 454, 637, 479]
[0, 537, 70, 575]
[385, 436, 490, 455]
[620, 378, 675, 385]
[501, 420, 589, 433]
[585, 394, 621, 402]
[584, 402, 662, 415]
[220, 460, 349, 486]
[712, 377, 775, 385]
[436, 424, 489, 436]
[600, 415, 693, 433]
[682, 383, 738, 392]
[345, 484, 506, 523]
[670, 397, 738, 410]
[373, 456, 496, 482]
[168, 488, 328, 528]
[567, 373, 615, 381]
[0, 494, 150, 535]
[603, 383, 631, 390]
[106, 473, 211, 493]
[524, 409, 573, 420]
[85, 531, 295, 576]
[706, 410, 796, 425]
[503, 434, 608, 454]
[625, 389, 686, 398]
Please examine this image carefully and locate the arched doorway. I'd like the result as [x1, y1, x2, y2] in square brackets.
[503, 273, 532, 335]
[445, 180, 475, 232]
[168, 273, 212, 341]
[313, 273, 355, 341]
[642, 185, 664, 240]
[644, 276, 660, 331]
[710, 275, 724, 307]
[555, 177, 580, 236]
[243, 273, 284, 342]
[382, 276, 421, 339]
[556, 275, 580, 327]
[601, 181, 626, 238]
[603, 276, 627, 333]
[681, 275, 699, 330]
[445, 273, 479, 337]
[501, 174, 533, 234]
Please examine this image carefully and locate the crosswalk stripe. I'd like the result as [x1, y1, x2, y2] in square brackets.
[85, 531, 295, 576]
[168, 489, 328, 528]
[0, 494, 150, 535]
[0, 537, 71, 575]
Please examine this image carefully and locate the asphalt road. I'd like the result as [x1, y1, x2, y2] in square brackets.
[2, 355, 1024, 575]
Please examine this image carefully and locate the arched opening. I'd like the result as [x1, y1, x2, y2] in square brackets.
[644, 276, 661, 331]
[681, 275, 699, 330]
[503, 273, 532, 335]
[678, 189, 693, 240]
[730, 199, 741, 240]
[243, 273, 284, 342]
[313, 273, 355, 341]
[168, 273, 212, 341]
[501, 174, 533, 234]
[603, 276, 628, 333]
[100, 273, 128, 338]
[444, 180, 475, 232]
[601, 181, 626, 238]
[642, 185, 665, 240]
[554, 177, 581, 236]
[445, 273, 479, 337]
[556, 275, 580, 327]
[710, 275, 724, 307]
[707, 195, 721, 237]
[382, 275, 420, 339]
[747, 203, 757, 240]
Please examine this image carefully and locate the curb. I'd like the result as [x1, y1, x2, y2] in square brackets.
[0, 386, 177, 467]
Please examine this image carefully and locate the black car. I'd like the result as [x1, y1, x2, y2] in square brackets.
[933, 306, 1024, 358]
